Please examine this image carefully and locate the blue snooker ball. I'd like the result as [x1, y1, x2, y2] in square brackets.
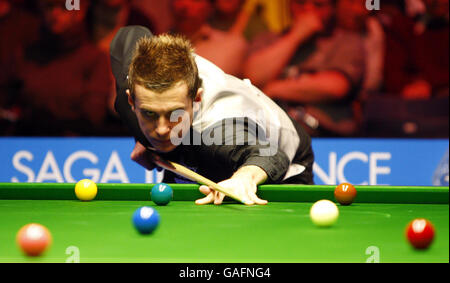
[151, 183, 173, 206]
[132, 206, 160, 234]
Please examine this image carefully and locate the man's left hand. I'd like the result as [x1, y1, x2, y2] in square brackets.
[195, 165, 268, 205]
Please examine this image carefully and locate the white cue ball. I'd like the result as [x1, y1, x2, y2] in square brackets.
[310, 200, 339, 227]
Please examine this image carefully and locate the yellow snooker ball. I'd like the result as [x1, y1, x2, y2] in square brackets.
[75, 179, 98, 201]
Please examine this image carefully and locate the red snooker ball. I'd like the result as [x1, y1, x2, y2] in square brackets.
[334, 183, 357, 205]
[16, 223, 52, 256]
[406, 218, 435, 250]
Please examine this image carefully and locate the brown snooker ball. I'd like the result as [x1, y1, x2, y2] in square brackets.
[334, 183, 357, 205]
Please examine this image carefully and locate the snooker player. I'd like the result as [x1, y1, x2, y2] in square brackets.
[110, 26, 314, 205]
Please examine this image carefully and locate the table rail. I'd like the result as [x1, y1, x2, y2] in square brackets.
[0, 183, 448, 204]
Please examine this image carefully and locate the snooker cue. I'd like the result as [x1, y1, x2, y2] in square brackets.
[146, 149, 252, 205]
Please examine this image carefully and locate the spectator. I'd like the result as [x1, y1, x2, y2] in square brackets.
[170, 0, 250, 77]
[170, 0, 213, 39]
[86, 0, 157, 133]
[244, 0, 366, 136]
[381, 0, 449, 99]
[359, 1, 448, 138]
[407, 0, 449, 98]
[0, 0, 10, 18]
[208, 0, 265, 40]
[14, 0, 112, 136]
[335, 0, 385, 110]
[210, 0, 296, 41]
[0, 0, 40, 135]
[361, 14, 385, 96]
[0, 0, 40, 93]
[87, 0, 156, 53]
[209, 0, 248, 32]
[130, 0, 172, 34]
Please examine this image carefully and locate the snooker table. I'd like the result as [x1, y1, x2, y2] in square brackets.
[0, 182, 448, 263]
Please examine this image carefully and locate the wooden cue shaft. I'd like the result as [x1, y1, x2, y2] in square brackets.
[167, 161, 251, 205]
[146, 147, 250, 204]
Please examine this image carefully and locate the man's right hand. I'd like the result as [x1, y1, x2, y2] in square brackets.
[130, 141, 157, 171]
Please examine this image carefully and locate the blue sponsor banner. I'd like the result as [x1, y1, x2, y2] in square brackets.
[0, 137, 164, 184]
[0, 137, 448, 186]
[311, 138, 449, 186]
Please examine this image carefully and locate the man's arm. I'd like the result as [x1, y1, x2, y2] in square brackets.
[210, 118, 290, 183]
[243, 12, 323, 87]
[232, 165, 268, 186]
[263, 30, 366, 104]
[195, 118, 290, 205]
[263, 71, 351, 103]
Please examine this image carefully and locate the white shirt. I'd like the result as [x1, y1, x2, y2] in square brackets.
[192, 55, 304, 179]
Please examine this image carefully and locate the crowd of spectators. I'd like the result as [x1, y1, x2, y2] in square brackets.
[0, 0, 448, 138]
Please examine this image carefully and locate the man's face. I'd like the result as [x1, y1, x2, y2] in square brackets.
[129, 82, 199, 153]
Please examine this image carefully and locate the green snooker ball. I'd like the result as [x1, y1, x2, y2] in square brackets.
[151, 183, 173, 205]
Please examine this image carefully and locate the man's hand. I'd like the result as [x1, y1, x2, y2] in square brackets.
[195, 165, 268, 205]
[130, 141, 157, 171]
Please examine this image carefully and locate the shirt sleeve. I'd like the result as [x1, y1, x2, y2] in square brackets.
[204, 118, 290, 184]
